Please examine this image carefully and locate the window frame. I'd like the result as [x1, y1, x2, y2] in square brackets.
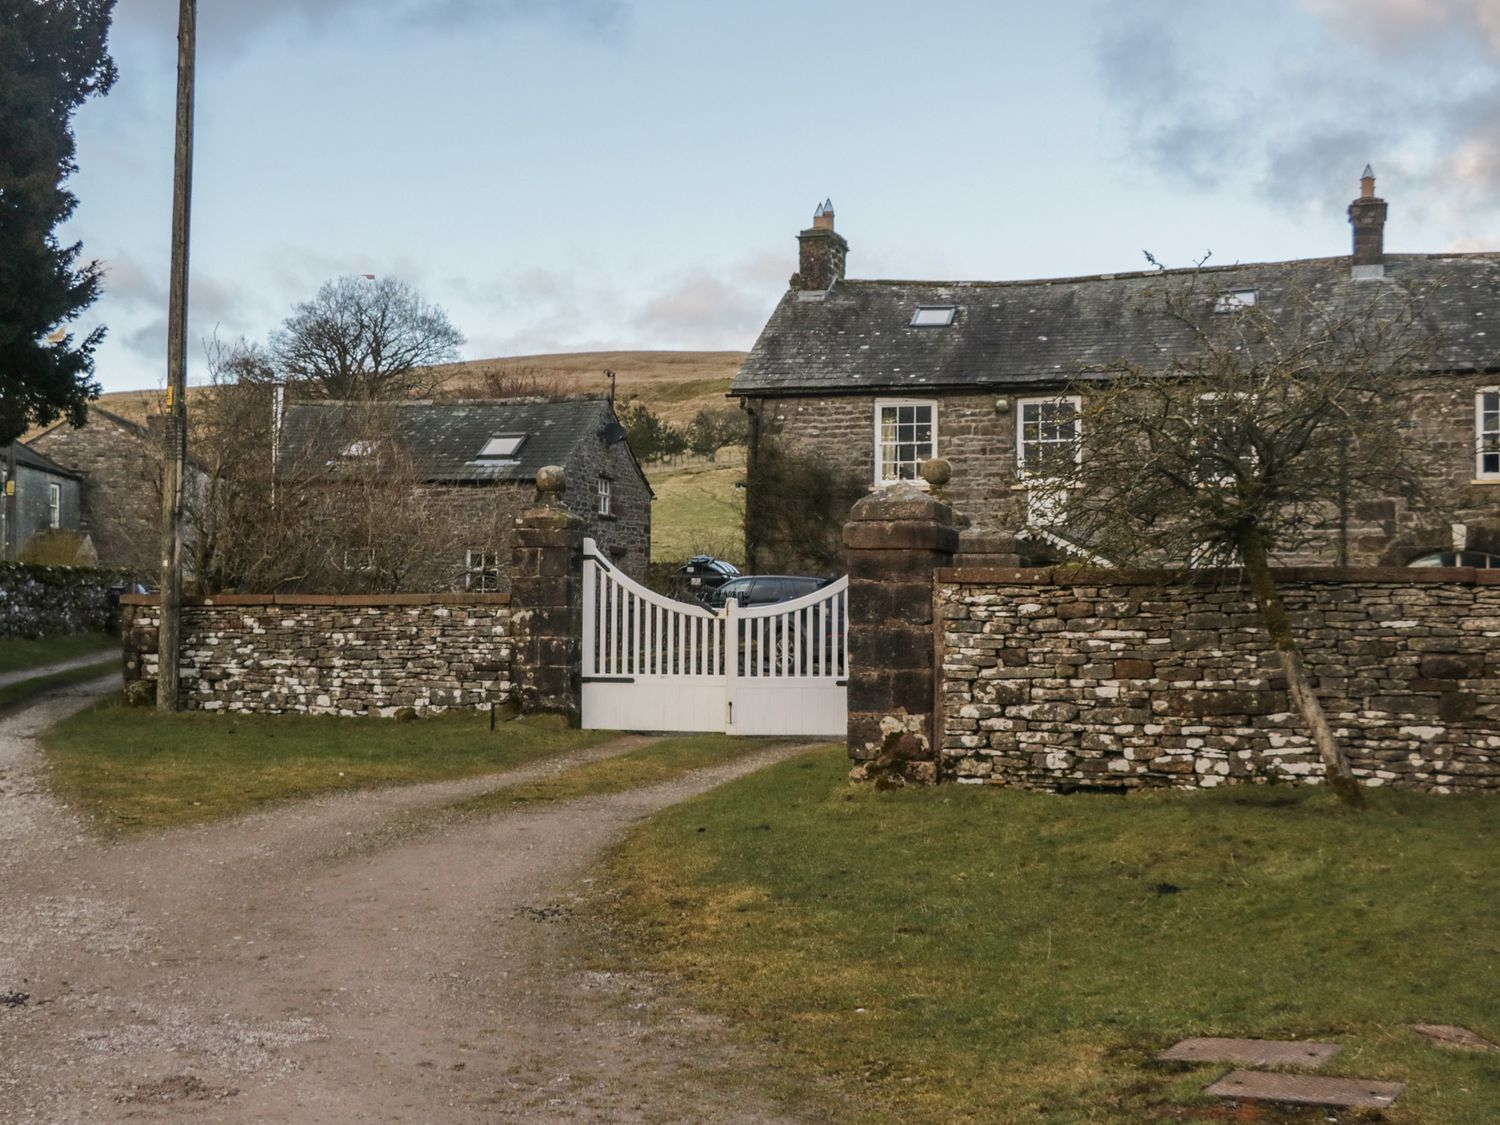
[596, 475, 613, 517]
[47, 481, 61, 528]
[873, 399, 938, 487]
[1015, 395, 1082, 480]
[464, 548, 500, 592]
[1477, 388, 1500, 480]
[910, 305, 957, 328]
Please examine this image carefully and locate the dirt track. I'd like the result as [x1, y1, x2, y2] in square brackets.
[0, 680, 823, 1123]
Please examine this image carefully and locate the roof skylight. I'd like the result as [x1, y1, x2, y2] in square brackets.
[911, 306, 957, 327]
[1214, 290, 1258, 313]
[477, 434, 527, 460]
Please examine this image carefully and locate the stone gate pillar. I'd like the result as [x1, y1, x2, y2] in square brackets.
[511, 466, 583, 723]
[843, 480, 958, 785]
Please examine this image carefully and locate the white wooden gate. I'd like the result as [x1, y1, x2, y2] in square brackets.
[581, 538, 848, 736]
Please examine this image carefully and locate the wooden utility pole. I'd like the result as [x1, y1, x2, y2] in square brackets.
[157, 0, 196, 712]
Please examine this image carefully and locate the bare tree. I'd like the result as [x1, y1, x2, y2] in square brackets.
[270, 276, 463, 400]
[1056, 268, 1445, 809]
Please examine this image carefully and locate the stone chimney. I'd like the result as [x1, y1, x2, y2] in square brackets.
[1348, 165, 1387, 279]
[791, 198, 849, 291]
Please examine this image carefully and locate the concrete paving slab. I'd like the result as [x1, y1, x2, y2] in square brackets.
[1156, 1037, 1341, 1067]
[1205, 1070, 1405, 1110]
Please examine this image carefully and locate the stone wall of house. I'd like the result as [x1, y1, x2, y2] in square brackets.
[122, 593, 514, 715]
[744, 373, 1500, 568]
[568, 429, 651, 579]
[31, 411, 162, 573]
[0, 563, 123, 637]
[938, 566, 1500, 793]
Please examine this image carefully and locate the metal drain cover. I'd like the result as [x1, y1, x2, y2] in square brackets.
[1206, 1070, 1405, 1109]
[1156, 1038, 1341, 1067]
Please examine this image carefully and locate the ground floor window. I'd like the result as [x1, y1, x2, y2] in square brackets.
[1477, 389, 1499, 479]
[47, 482, 61, 528]
[1409, 550, 1500, 568]
[465, 548, 500, 591]
[1016, 396, 1081, 478]
[874, 400, 936, 485]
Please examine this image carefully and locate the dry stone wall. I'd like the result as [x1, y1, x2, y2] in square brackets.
[122, 593, 514, 716]
[938, 567, 1500, 794]
[0, 563, 123, 637]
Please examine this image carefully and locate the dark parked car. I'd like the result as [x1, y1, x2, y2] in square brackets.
[705, 574, 835, 610]
[674, 555, 740, 596]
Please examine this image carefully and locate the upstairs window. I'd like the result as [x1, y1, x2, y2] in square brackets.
[875, 400, 936, 485]
[910, 306, 957, 327]
[1016, 396, 1081, 479]
[1214, 290, 1258, 313]
[597, 476, 612, 516]
[1478, 390, 1499, 479]
[476, 434, 527, 461]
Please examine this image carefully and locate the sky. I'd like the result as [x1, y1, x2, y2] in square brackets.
[59, 0, 1500, 393]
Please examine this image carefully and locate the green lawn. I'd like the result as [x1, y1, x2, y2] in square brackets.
[608, 747, 1500, 1124]
[43, 700, 609, 834]
[0, 631, 117, 674]
[447, 734, 784, 816]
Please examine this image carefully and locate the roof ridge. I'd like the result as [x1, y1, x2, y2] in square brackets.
[834, 251, 1500, 290]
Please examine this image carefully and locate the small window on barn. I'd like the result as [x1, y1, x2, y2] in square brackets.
[1214, 290, 1258, 313]
[465, 548, 500, 591]
[477, 434, 527, 460]
[910, 305, 957, 327]
[48, 482, 61, 528]
[596, 476, 612, 517]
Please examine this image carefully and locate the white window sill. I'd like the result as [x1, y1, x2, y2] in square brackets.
[1471, 478, 1500, 485]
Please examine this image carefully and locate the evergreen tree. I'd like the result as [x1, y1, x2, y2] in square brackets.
[0, 0, 117, 444]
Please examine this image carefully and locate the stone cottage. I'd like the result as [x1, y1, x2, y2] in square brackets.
[1, 439, 86, 562]
[732, 177, 1500, 570]
[29, 407, 164, 573]
[278, 396, 652, 591]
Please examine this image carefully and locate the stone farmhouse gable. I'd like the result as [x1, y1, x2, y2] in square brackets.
[29, 406, 169, 573]
[278, 396, 653, 589]
[733, 177, 1500, 569]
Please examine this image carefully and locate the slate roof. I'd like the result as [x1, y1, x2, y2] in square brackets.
[279, 398, 627, 484]
[732, 253, 1500, 396]
[4, 440, 80, 479]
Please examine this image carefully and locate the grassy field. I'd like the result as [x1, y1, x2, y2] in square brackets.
[447, 734, 779, 816]
[608, 747, 1500, 1124]
[42, 700, 609, 834]
[0, 631, 117, 674]
[648, 448, 746, 565]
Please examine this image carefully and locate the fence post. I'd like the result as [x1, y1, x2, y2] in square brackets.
[511, 466, 583, 724]
[842, 481, 958, 785]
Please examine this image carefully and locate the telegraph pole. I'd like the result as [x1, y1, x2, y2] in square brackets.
[157, 0, 196, 712]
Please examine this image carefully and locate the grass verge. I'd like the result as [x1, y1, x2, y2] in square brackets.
[0, 631, 117, 674]
[42, 700, 609, 834]
[607, 746, 1500, 1125]
[0, 658, 117, 713]
[447, 734, 785, 816]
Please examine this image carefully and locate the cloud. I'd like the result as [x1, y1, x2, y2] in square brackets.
[112, 0, 628, 55]
[1094, 1, 1500, 230]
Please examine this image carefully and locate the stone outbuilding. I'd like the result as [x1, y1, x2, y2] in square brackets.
[277, 396, 652, 591]
[1, 439, 85, 562]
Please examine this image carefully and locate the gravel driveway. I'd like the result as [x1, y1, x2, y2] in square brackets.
[0, 679, 825, 1123]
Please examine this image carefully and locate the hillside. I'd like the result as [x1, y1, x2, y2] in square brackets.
[63, 350, 747, 434]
